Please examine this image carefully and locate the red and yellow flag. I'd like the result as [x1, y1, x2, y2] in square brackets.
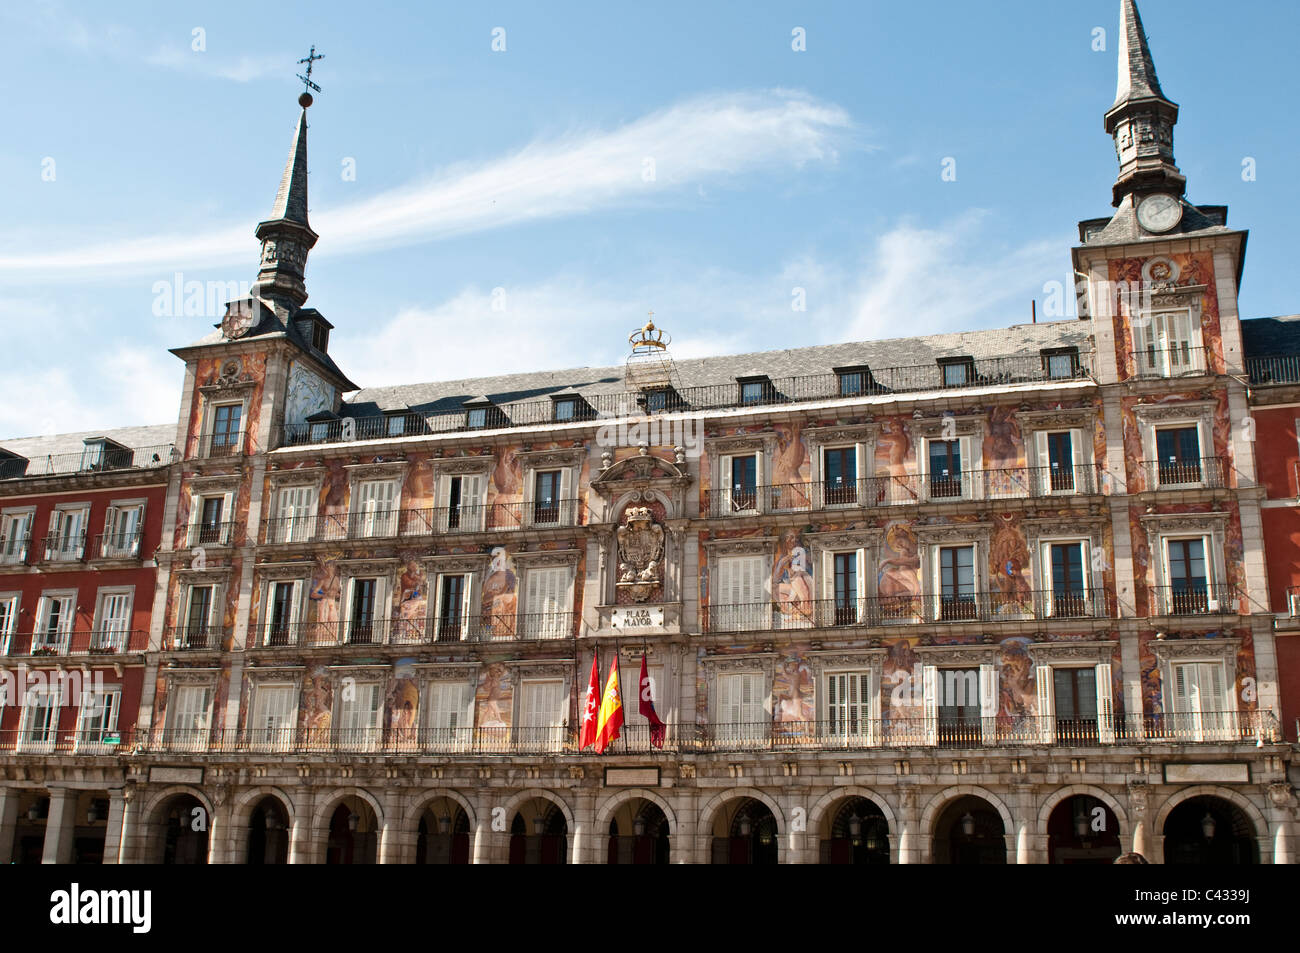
[594, 657, 624, 753]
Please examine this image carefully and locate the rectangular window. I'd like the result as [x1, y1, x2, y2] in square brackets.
[1166, 538, 1208, 613]
[936, 667, 981, 746]
[76, 689, 120, 749]
[46, 507, 88, 561]
[519, 678, 565, 751]
[837, 368, 872, 396]
[20, 689, 58, 750]
[714, 555, 766, 631]
[940, 359, 973, 387]
[1042, 349, 1079, 380]
[266, 581, 299, 646]
[729, 455, 758, 512]
[275, 485, 315, 543]
[34, 593, 74, 651]
[938, 546, 976, 620]
[523, 566, 569, 639]
[833, 552, 858, 625]
[739, 380, 767, 405]
[717, 672, 767, 743]
[249, 683, 297, 750]
[197, 497, 225, 544]
[1136, 310, 1197, 377]
[826, 671, 872, 740]
[823, 447, 857, 505]
[167, 684, 214, 749]
[184, 585, 215, 647]
[439, 473, 484, 532]
[1172, 661, 1233, 741]
[386, 415, 406, 437]
[1052, 667, 1098, 740]
[466, 407, 488, 429]
[348, 578, 379, 644]
[1155, 426, 1202, 485]
[1046, 431, 1075, 492]
[435, 574, 468, 641]
[103, 504, 143, 557]
[93, 590, 132, 651]
[210, 403, 243, 455]
[336, 681, 383, 750]
[1049, 542, 1087, 618]
[426, 681, 470, 749]
[0, 593, 18, 654]
[352, 480, 397, 538]
[0, 511, 33, 564]
[928, 440, 963, 499]
[534, 471, 562, 524]
[554, 398, 577, 422]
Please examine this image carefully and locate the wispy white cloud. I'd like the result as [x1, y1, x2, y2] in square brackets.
[0, 90, 851, 280]
[143, 45, 286, 83]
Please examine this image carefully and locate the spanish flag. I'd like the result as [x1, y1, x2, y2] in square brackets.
[594, 657, 624, 754]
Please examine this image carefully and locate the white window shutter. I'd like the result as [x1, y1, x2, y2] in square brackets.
[979, 663, 998, 744]
[864, 670, 879, 746]
[1035, 431, 1050, 494]
[922, 665, 938, 746]
[1036, 666, 1056, 743]
[464, 474, 484, 531]
[856, 547, 868, 622]
[719, 454, 733, 513]
[959, 436, 974, 499]
[1094, 662, 1115, 743]
[435, 476, 452, 532]
[559, 468, 572, 524]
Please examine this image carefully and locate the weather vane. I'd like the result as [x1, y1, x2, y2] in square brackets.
[296, 45, 324, 107]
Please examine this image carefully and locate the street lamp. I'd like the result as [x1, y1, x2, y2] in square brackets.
[347, 811, 359, 832]
[737, 811, 752, 838]
[960, 812, 975, 837]
[1201, 812, 1217, 840]
[86, 803, 99, 824]
[633, 816, 647, 838]
[848, 812, 862, 846]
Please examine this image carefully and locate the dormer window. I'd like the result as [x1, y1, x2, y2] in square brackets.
[640, 387, 683, 414]
[938, 357, 975, 388]
[1041, 348, 1080, 380]
[384, 413, 407, 437]
[463, 397, 504, 431]
[550, 393, 593, 422]
[467, 407, 488, 429]
[295, 310, 333, 353]
[738, 376, 774, 406]
[835, 365, 875, 397]
[80, 437, 131, 472]
[554, 398, 576, 422]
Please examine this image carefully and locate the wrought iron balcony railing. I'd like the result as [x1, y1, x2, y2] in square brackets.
[0, 729, 137, 755]
[1131, 345, 1207, 379]
[262, 499, 584, 544]
[87, 531, 144, 560]
[187, 430, 249, 460]
[3, 628, 145, 656]
[112, 709, 1279, 758]
[1148, 584, 1239, 616]
[0, 535, 31, 566]
[706, 589, 1116, 633]
[1245, 354, 1300, 387]
[1141, 457, 1227, 490]
[250, 612, 578, 648]
[162, 625, 229, 651]
[186, 521, 238, 548]
[706, 464, 1102, 516]
[38, 532, 86, 562]
[0, 443, 175, 481]
[277, 353, 1094, 449]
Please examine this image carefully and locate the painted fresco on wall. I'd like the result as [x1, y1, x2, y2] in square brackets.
[387, 661, 419, 744]
[772, 529, 813, 626]
[482, 547, 517, 623]
[771, 423, 808, 488]
[1110, 250, 1223, 379]
[476, 662, 511, 729]
[878, 521, 920, 604]
[302, 664, 333, 743]
[772, 648, 814, 724]
[990, 513, 1032, 614]
[397, 555, 427, 637]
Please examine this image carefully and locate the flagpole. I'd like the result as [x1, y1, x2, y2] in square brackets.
[617, 639, 628, 753]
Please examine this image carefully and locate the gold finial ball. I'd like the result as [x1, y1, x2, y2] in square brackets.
[299, 91, 314, 108]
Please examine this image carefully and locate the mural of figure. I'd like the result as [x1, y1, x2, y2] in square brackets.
[303, 669, 332, 747]
[311, 553, 344, 628]
[493, 447, 522, 500]
[878, 522, 920, 619]
[989, 513, 1032, 613]
[772, 655, 814, 723]
[998, 637, 1034, 720]
[482, 547, 517, 636]
[875, 417, 916, 504]
[883, 638, 921, 715]
[388, 676, 418, 747]
[772, 530, 813, 625]
[397, 557, 426, 640]
[477, 663, 511, 729]
[771, 423, 808, 488]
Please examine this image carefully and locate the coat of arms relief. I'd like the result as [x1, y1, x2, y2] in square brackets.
[616, 505, 664, 602]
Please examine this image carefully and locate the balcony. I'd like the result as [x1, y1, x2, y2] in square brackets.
[188, 430, 248, 460]
[250, 611, 577, 648]
[1132, 345, 1207, 379]
[1246, 354, 1300, 386]
[262, 499, 583, 544]
[277, 353, 1094, 449]
[1141, 457, 1227, 490]
[3, 628, 145, 656]
[0, 443, 175, 481]
[0, 535, 31, 566]
[706, 465, 1101, 517]
[119, 709, 1280, 757]
[186, 521, 237, 548]
[705, 590, 1115, 633]
[162, 625, 228, 651]
[38, 532, 86, 563]
[86, 530, 144, 561]
[1148, 584, 1239, 617]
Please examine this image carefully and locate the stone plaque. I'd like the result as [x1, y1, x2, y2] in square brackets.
[1163, 763, 1249, 784]
[610, 606, 664, 631]
[605, 767, 661, 787]
[149, 766, 205, 784]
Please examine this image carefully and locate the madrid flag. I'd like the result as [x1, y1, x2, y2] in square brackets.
[579, 653, 600, 750]
[638, 655, 667, 749]
[594, 657, 624, 753]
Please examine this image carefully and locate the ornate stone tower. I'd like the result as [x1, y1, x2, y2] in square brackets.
[252, 96, 319, 312]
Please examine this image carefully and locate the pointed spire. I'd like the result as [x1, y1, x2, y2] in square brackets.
[1113, 0, 1166, 107]
[253, 95, 320, 310]
[1103, 0, 1184, 207]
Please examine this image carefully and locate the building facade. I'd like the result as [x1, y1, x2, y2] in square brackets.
[1, 0, 1297, 864]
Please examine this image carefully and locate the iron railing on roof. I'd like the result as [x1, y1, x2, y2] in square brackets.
[277, 353, 1094, 448]
[1245, 354, 1300, 386]
[0, 443, 176, 481]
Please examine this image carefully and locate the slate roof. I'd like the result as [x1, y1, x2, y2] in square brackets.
[264, 108, 311, 228]
[0, 424, 176, 474]
[1079, 200, 1232, 246]
[1241, 315, 1300, 357]
[345, 320, 1095, 415]
[1113, 0, 1171, 108]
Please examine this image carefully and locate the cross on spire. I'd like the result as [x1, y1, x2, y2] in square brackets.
[297, 45, 324, 95]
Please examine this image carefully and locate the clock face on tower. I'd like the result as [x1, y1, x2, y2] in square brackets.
[1137, 194, 1183, 233]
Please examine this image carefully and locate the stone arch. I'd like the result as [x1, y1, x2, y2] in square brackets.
[311, 787, 385, 832]
[499, 788, 575, 832]
[404, 789, 478, 831]
[141, 785, 213, 825]
[1037, 785, 1129, 834]
[920, 785, 1014, 836]
[139, 785, 214, 864]
[698, 787, 787, 836]
[1154, 786, 1270, 843]
[593, 788, 678, 835]
[807, 786, 899, 836]
[230, 785, 297, 829]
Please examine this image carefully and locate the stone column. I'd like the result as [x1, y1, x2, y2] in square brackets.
[471, 790, 494, 864]
[670, 786, 696, 865]
[41, 787, 78, 864]
[101, 788, 127, 865]
[896, 786, 920, 864]
[0, 787, 19, 864]
[379, 787, 410, 864]
[117, 784, 141, 863]
[289, 785, 315, 864]
[1128, 781, 1152, 863]
[1269, 783, 1296, 864]
[569, 788, 596, 864]
[206, 793, 232, 864]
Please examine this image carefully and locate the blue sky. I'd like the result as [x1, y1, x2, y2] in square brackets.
[1, 0, 1296, 439]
